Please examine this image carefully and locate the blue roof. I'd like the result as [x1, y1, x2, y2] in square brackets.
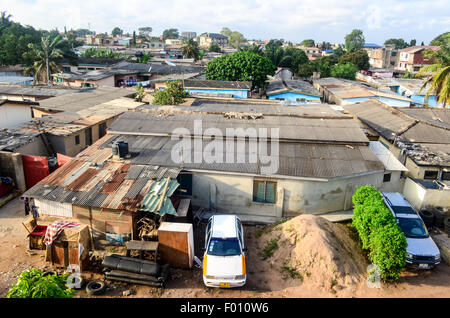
[363, 43, 382, 48]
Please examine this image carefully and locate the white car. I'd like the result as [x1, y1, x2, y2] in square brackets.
[382, 192, 441, 269]
[202, 215, 247, 288]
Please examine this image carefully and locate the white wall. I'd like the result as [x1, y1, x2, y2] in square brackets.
[190, 170, 401, 219]
[403, 177, 450, 210]
[0, 103, 32, 129]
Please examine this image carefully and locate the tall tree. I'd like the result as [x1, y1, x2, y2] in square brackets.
[338, 49, 370, 70]
[409, 39, 417, 47]
[221, 27, 246, 48]
[205, 51, 276, 88]
[138, 27, 152, 38]
[111, 27, 123, 37]
[300, 39, 315, 47]
[182, 38, 200, 60]
[416, 46, 450, 107]
[430, 32, 450, 46]
[330, 63, 358, 80]
[24, 34, 64, 85]
[162, 28, 179, 40]
[345, 29, 365, 52]
[384, 38, 409, 49]
[132, 31, 136, 46]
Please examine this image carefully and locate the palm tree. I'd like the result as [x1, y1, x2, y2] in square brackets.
[182, 38, 200, 61]
[24, 35, 64, 85]
[0, 11, 12, 26]
[417, 46, 450, 108]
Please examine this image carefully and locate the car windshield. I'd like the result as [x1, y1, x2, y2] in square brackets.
[207, 237, 241, 256]
[397, 217, 429, 238]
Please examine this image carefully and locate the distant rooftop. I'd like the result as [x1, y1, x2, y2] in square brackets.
[36, 86, 135, 113]
[183, 80, 251, 90]
[266, 79, 320, 97]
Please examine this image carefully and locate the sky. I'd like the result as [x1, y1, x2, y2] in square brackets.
[3, 0, 450, 44]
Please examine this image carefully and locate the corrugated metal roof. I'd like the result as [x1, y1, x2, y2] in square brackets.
[24, 159, 181, 214]
[138, 178, 180, 216]
[108, 111, 368, 144]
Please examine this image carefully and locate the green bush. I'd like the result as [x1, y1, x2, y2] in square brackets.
[351, 185, 407, 281]
[7, 268, 75, 298]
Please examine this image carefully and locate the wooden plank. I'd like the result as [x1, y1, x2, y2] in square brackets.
[106, 221, 132, 234]
[158, 225, 191, 268]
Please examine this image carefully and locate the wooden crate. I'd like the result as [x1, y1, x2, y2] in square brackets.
[158, 222, 194, 269]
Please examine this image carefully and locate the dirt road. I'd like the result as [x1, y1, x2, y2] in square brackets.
[1, 198, 449, 298]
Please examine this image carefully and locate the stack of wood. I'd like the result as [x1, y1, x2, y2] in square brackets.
[137, 217, 157, 240]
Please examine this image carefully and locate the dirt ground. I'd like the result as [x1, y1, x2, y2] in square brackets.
[1, 197, 449, 298]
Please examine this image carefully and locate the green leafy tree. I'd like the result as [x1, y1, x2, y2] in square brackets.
[24, 34, 65, 84]
[330, 63, 358, 80]
[300, 39, 315, 47]
[209, 42, 222, 53]
[205, 51, 276, 88]
[7, 269, 75, 298]
[416, 45, 450, 107]
[239, 43, 263, 55]
[220, 27, 246, 48]
[137, 51, 152, 63]
[351, 185, 407, 282]
[430, 32, 450, 46]
[409, 39, 417, 47]
[182, 38, 200, 60]
[384, 38, 409, 49]
[152, 81, 188, 105]
[338, 49, 370, 70]
[135, 83, 146, 102]
[162, 28, 179, 40]
[297, 63, 315, 78]
[138, 27, 152, 38]
[111, 27, 123, 37]
[345, 29, 365, 52]
[311, 54, 339, 77]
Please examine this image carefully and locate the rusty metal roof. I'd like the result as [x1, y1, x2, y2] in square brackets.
[23, 159, 180, 213]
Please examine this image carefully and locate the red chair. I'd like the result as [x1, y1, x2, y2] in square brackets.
[22, 216, 48, 250]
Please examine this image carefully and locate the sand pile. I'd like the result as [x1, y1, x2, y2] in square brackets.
[252, 214, 368, 293]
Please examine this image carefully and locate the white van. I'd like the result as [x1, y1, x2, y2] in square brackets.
[202, 215, 247, 288]
[382, 192, 441, 269]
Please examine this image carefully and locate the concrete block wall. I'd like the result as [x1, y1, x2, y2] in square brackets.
[0, 151, 26, 192]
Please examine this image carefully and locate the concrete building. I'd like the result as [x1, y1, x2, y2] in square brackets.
[343, 101, 450, 210]
[364, 44, 399, 69]
[313, 77, 412, 107]
[181, 32, 197, 39]
[266, 79, 321, 105]
[397, 46, 440, 73]
[65, 104, 404, 223]
[199, 33, 228, 48]
[182, 80, 251, 98]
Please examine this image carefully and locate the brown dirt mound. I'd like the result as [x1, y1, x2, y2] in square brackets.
[251, 214, 368, 294]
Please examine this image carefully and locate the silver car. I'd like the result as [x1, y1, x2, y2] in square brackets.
[382, 192, 440, 269]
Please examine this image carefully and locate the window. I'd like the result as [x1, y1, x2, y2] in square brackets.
[424, 170, 438, 180]
[75, 135, 80, 145]
[253, 180, 276, 204]
[441, 171, 450, 181]
[383, 173, 391, 183]
[98, 122, 106, 138]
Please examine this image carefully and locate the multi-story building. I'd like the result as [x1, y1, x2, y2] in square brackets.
[181, 32, 197, 39]
[365, 44, 399, 69]
[397, 46, 440, 73]
[199, 33, 228, 48]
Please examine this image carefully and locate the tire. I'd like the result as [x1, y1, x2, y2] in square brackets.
[445, 216, 450, 236]
[86, 280, 107, 295]
[42, 270, 58, 277]
[419, 209, 434, 227]
[433, 207, 447, 229]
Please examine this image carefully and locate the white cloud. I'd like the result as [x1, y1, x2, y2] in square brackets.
[2, 0, 450, 43]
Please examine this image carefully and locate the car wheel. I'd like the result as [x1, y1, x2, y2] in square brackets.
[419, 209, 434, 227]
[86, 280, 107, 295]
[444, 216, 450, 236]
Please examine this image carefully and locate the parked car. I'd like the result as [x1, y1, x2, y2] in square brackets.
[202, 214, 247, 288]
[382, 192, 441, 269]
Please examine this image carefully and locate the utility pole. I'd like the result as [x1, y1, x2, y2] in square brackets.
[44, 38, 50, 86]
